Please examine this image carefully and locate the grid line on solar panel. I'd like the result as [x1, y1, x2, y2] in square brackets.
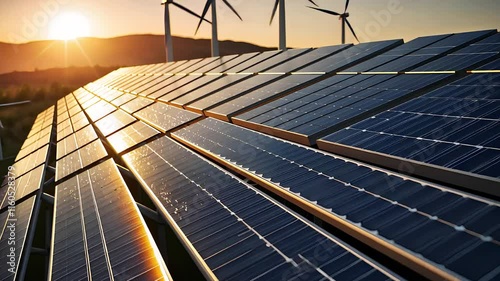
[120, 96, 154, 114]
[122, 136, 398, 281]
[318, 73, 500, 197]
[132, 102, 201, 133]
[0, 196, 37, 281]
[233, 73, 453, 145]
[172, 118, 500, 281]
[50, 159, 171, 281]
[13, 144, 50, 178]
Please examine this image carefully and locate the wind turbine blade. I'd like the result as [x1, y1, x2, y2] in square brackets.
[344, 0, 350, 12]
[346, 19, 359, 42]
[308, 0, 318, 7]
[222, 0, 243, 21]
[172, 2, 210, 24]
[269, 0, 279, 25]
[194, 0, 212, 35]
[307, 6, 341, 16]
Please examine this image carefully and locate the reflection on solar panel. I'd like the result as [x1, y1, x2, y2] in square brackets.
[50, 159, 171, 280]
[172, 118, 500, 281]
[106, 121, 159, 154]
[123, 136, 398, 280]
[0, 196, 37, 281]
[56, 139, 108, 181]
[133, 102, 201, 133]
[318, 73, 500, 196]
[5, 29, 500, 281]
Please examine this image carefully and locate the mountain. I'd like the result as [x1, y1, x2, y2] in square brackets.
[0, 34, 274, 74]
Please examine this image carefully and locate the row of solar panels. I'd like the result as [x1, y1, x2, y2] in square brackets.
[2, 29, 499, 280]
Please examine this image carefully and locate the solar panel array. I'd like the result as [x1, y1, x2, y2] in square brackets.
[3, 29, 500, 280]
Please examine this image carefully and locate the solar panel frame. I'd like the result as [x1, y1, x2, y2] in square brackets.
[132, 102, 201, 133]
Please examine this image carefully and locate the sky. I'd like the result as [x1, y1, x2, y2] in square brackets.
[0, 0, 499, 48]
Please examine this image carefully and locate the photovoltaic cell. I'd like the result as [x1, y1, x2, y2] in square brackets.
[85, 100, 117, 122]
[133, 102, 201, 133]
[106, 121, 159, 154]
[172, 118, 500, 281]
[110, 92, 136, 107]
[319, 73, 500, 195]
[206, 52, 261, 73]
[223, 50, 281, 74]
[157, 74, 224, 103]
[122, 136, 398, 281]
[13, 144, 49, 178]
[50, 159, 171, 281]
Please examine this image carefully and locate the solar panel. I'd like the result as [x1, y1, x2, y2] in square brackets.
[13, 144, 50, 178]
[172, 117, 500, 281]
[133, 102, 201, 133]
[50, 159, 171, 280]
[110, 92, 136, 107]
[223, 50, 281, 73]
[205, 52, 261, 73]
[157, 74, 224, 103]
[410, 33, 500, 72]
[368, 30, 496, 73]
[342, 34, 451, 73]
[55, 139, 108, 181]
[190, 54, 239, 74]
[120, 96, 154, 114]
[241, 48, 311, 73]
[298, 40, 403, 74]
[122, 136, 399, 280]
[0, 165, 44, 210]
[0, 196, 37, 281]
[234, 73, 451, 145]
[85, 100, 117, 122]
[262, 44, 352, 74]
[94, 109, 137, 136]
[147, 74, 202, 100]
[206, 74, 323, 121]
[475, 57, 500, 71]
[318, 73, 500, 196]
[185, 74, 285, 113]
[168, 74, 253, 107]
[106, 121, 159, 154]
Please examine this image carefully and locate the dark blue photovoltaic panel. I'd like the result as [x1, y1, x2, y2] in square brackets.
[206, 52, 261, 73]
[169, 74, 253, 107]
[158, 74, 224, 103]
[411, 33, 500, 71]
[475, 57, 500, 70]
[319, 74, 500, 180]
[50, 159, 170, 281]
[172, 118, 500, 281]
[0, 196, 36, 281]
[133, 102, 201, 133]
[223, 50, 281, 73]
[122, 136, 397, 281]
[186, 74, 283, 113]
[0, 165, 44, 210]
[207, 74, 321, 120]
[368, 30, 496, 72]
[234, 74, 450, 144]
[342, 33, 451, 72]
[298, 40, 403, 73]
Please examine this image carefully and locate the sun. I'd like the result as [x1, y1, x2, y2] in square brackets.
[49, 12, 90, 40]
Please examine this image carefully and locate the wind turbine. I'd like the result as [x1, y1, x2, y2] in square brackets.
[161, 0, 210, 62]
[308, 0, 359, 44]
[195, 0, 243, 57]
[270, 0, 318, 50]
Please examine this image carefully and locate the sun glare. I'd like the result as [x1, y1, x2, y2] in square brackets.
[49, 12, 90, 40]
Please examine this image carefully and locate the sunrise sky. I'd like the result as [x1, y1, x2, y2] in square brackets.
[1, 0, 499, 48]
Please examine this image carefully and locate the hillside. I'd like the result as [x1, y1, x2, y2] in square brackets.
[0, 34, 274, 74]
